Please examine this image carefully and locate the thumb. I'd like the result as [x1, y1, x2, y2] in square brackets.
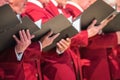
[31, 35, 35, 39]
[46, 31, 53, 37]
[87, 20, 97, 29]
[51, 33, 60, 41]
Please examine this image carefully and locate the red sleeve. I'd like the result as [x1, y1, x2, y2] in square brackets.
[0, 47, 17, 62]
[71, 31, 88, 47]
[87, 33, 118, 49]
[23, 42, 42, 61]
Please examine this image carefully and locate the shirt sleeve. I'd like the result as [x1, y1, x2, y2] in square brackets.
[15, 48, 24, 61]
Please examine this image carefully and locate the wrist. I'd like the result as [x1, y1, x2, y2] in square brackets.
[15, 46, 24, 54]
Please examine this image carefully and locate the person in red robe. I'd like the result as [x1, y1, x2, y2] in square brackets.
[22, 0, 115, 80]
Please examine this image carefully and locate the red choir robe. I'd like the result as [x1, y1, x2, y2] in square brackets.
[0, 42, 43, 80]
[45, 0, 82, 19]
[0, 48, 25, 80]
[22, 42, 43, 80]
[80, 33, 118, 80]
[41, 31, 88, 80]
[0, 68, 4, 79]
[22, 1, 87, 80]
[107, 45, 120, 80]
[22, 1, 119, 80]
[45, 2, 120, 80]
[22, 2, 53, 23]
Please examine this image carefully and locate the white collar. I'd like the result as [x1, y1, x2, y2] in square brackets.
[16, 14, 22, 23]
[28, 0, 43, 8]
[51, 0, 58, 7]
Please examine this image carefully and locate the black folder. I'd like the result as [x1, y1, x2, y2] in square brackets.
[0, 4, 20, 32]
[103, 13, 120, 33]
[33, 14, 78, 51]
[81, 0, 117, 31]
[0, 16, 39, 52]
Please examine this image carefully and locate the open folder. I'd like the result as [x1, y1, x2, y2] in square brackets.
[81, 0, 120, 33]
[0, 16, 39, 52]
[33, 14, 78, 51]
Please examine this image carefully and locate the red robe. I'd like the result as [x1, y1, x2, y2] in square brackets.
[80, 33, 118, 80]
[41, 31, 88, 80]
[107, 45, 120, 80]
[22, 42, 42, 80]
[0, 68, 4, 80]
[45, 0, 82, 19]
[23, 1, 86, 80]
[0, 48, 25, 80]
[22, 2, 53, 23]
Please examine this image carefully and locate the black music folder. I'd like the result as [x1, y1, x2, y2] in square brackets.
[103, 13, 120, 33]
[0, 4, 20, 32]
[81, 0, 120, 33]
[33, 14, 78, 51]
[0, 16, 39, 52]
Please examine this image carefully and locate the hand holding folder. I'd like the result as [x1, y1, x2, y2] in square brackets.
[81, 0, 120, 33]
[33, 14, 78, 51]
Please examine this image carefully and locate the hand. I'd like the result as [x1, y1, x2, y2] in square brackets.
[87, 16, 114, 38]
[40, 31, 60, 49]
[56, 38, 71, 52]
[13, 29, 35, 53]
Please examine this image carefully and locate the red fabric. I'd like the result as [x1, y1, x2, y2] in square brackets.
[41, 31, 88, 80]
[108, 46, 120, 80]
[0, 47, 17, 62]
[45, 0, 82, 19]
[0, 62, 25, 80]
[22, 42, 42, 80]
[22, 1, 88, 80]
[22, 2, 53, 23]
[0, 68, 4, 79]
[80, 33, 118, 80]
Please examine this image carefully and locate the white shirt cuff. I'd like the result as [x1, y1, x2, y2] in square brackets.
[15, 48, 24, 61]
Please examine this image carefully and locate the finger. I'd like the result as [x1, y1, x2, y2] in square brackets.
[13, 35, 20, 43]
[22, 30, 28, 41]
[58, 40, 68, 49]
[46, 31, 53, 37]
[91, 19, 97, 26]
[87, 20, 97, 29]
[51, 33, 60, 41]
[26, 29, 31, 40]
[19, 30, 24, 42]
[100, 15, 115, 28]
[61, 39, 70, 47]
[56, 43, 64, 50]
[66, 38, 71, 43]
[31, 35, 35, 39]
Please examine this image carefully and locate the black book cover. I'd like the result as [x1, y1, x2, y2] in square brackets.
[81, 0, 115, 30]
[0, 16, 39, 51]
[0, 4, 20, 32]
[33, 14, 78, 51]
